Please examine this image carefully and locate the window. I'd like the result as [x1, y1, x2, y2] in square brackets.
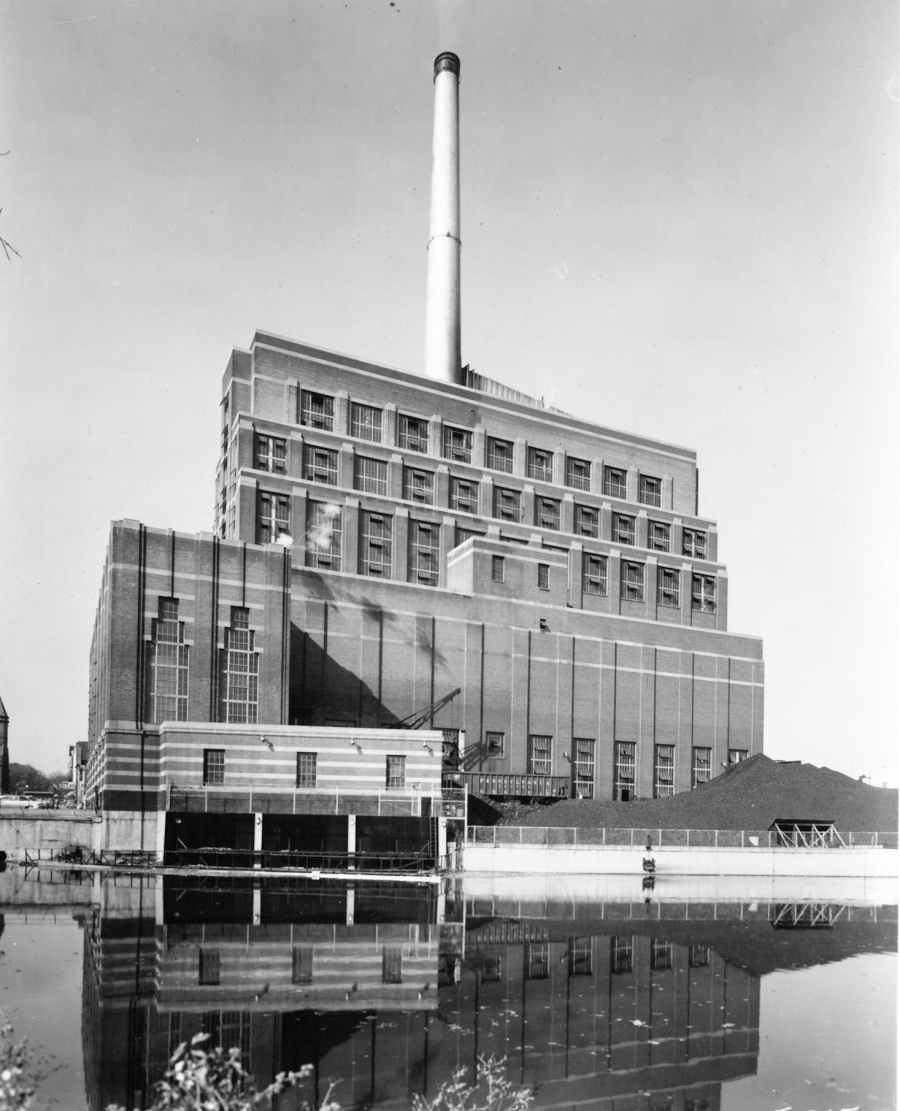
[528, 734, 552, 775]
[651, 939, 673, 970]
[692, 747, 711, 788]
[150, 599, 189, 722]
[603, 466, 627, 499]
[303, 445, 338, 485]
[613, 513, 635, 545]
[257, 491, 290, 545]
[455, 525, 485, 548]
[255, 433, 286, 474]
[360, 512, 392, 577]
[649, 520, 670, 552]
[481, 957, 501, 983]
[683, 528, 707, 559]
[527, 447, 553, 482]
[350, 402, 382, 442]
[354, 455, 388, 496]
[485, 731, 505, 757]
[385, 755, 406, 790]
[408, 521, 439, 586]
[728, 748, 748, 765]
[292, 946, 314, 984]
[203, 748, 225, 786]
[306, 501, 342, 570]
[537, 563, 550, 590]
[536, 497, 560, 530]
[657, 567, 680, 607]
[300, 390, 334, 430]
[639, 474, 662, 507]
[614, 742, 636, 800]
[493, 486, 521, 522]
[296, 752, 317, 788]
[611, 936, 633, 974]
[689, 944, 710, 968]
[382, 946, 403, 984]
[199, 949, 221, 985]
[220, 608, 259, 724]
[569, 937, 592, 975]
[573, 738, 595, 798]
[582, 553, 608, 596]
[525, 942, 549, 979]
[487, 436, 514, 473]
[450, 476, 479, 513]
[566, 457, 591, 490]
[399, 414, 429, 453]
[574, 504, 599, 538]
[654, 744, 675, 797]
[692, 574, 716, 612]
[491, 555, 505, 583]
[443, 425, 472, 463]
[403, 466, 434, 504]
[621, 561, 644, 601]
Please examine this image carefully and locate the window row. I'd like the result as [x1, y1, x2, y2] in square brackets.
[199, 945, 405, 986]
[614, 742, 748, 800]
[202, 749, 408, 789]
[480, 935, 711, 984]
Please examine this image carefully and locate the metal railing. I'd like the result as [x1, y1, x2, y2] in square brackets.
[466, 826, 899, 849]
[445, 773, 570, 799]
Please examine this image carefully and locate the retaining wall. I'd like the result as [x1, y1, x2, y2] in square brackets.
[0, 811, 101, 861]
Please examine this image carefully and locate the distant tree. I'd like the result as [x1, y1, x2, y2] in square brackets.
[6, 764, 66, 794]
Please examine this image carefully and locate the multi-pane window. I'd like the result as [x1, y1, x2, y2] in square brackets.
[613, 513, 635, 545]
[536, 497, 560, 530]
[622, 561, 645, 601]
[573, 738, 595, 798]
[300, 390, 334, 430]
[583, 553, 608, 596]
[728, 748, 749, 765]
[303, 445, 338, 485]
[651, 939, 673, 970]
[683, 528, 707, 559]
[150, 599, 189, 722]
[255, 433, 287, 474]
[296, 752, 317, 788]
[569, 937, 593, 976]
[657, 567, 680, 607]
[198, 949, 221, 985]
[257, 491, 290, 544]
[692, 746, 711, 788]
[481, 957, 501, 982]
[382, 946, 403, 983]
[649, 520, 671, 552]
[574, 504, 599, 538]
[528, 734, 552, 775]
[360, 512, 392, 577]
[403, 466, 434, 504]
[408, 521, 439, 586]
[443, 426, 472, 463]
[305, 501, 342, 570]
[654, 744, 675, 797]
[354, 456, 388, 495]
[385, 755, 406, 790]
[485, 731, 505, 757]
[525, 943, 549, 979]
[537, 563, 550, 590]
[491, 555, 505, 583]
[639, 474, 662, 507]
[493, 487, 521, 522]
[203, 749, 225, 786]
[487, 437, 514, 473]
[292, 946, 314, 984]
[455, 525, 485, 548]
[614, 741, 636, 800]
[527, 447, 553, 482]
[603, 466, 627, 499]
[566, 457, 591, 490]
[689, 944, 710, 968]
[612, 936, 633, 974]
[398, 414, 429, 453]
[221, 609, 259, 723]
[692, 574, 717, 612]
[350, 402, 382, 442]
[450, 476, 479, 513]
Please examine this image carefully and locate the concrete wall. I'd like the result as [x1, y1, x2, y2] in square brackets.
[0, 811, 100, 861]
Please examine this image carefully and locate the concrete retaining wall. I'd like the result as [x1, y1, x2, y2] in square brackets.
[0, 811, 100, 861]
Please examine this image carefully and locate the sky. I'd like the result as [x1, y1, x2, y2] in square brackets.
[1, 0, 897, 780]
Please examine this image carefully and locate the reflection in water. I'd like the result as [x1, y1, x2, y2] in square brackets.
[71, 874, 898, 1111]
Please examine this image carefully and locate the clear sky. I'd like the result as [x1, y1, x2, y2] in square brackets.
[1, 0, 897, 780]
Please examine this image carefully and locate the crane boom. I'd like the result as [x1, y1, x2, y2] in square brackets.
[391, 687, 461, 730]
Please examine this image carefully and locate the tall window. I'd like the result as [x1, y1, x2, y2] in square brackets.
[649, 520, 670, 552]
[573, 738, 595, 798]
[450, 476, 479, 513]
[203, 749, 225, 786]
[150, 599, 189, 722]
[487, 437, 514, 473]
[528, 734, 552, 775]
[354, 456, 388, 495]
[654, 744, 675, 797]
[300, 390, 334, 430]
[612, 936, 633, 974]
[583, 553, 607, 596]
[527, 447, 553, 482]
[485, 731, 505, 757]
[403, 467, 434, 504]
[360, 512, 392, 577]
[614, 742, 636, 800]
[682, 528, 707, 559]
[382, 946, 403, 983]
[525, 943, 549, 979]
[257, 491, 290, 544]
[198, 949, 221, 985]
[603, 466, 627, 499]
[536, 497, 560, 530]
[569, 938, 593, 975]
[254, 433, 286, 474]
[566, 457, 591, 490]
[398, 414, 429, 453]
[692, 746, 711, 788]
[455, 525, 485, 548]
[385, 755, 406, 790]
[296, 752, 317, 788]
[303, 445, 338, 485]
[613, 513, 635, 545]
[621, 561, 644, 602]
[350, 402, 382, 442]
[689, 944, 710, 968]
[292, 946, 314, 984]
[657, 567, 680, 607]
[491, 555, 505, 582]
[537, 563, 550, 590]
[651, 939, 673, 970]
[639, 474, 662, 507]
[306, 501, 342, 570]
[575, 504, 599, 538]
[493, 487, 521, 522]
[692, 574, 717, 612]
[220, 608, 259, 724]
[443, 426, 472, 463]
[408, 521, 439, 586]
[728, 748, 748, 765]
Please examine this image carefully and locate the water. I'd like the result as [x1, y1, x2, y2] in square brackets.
[0, 869, 896, 1111]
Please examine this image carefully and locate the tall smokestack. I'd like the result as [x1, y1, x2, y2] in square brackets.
[424, 51, 462, 384]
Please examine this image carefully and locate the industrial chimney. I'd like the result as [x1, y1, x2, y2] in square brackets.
[424, 51, 462, 385]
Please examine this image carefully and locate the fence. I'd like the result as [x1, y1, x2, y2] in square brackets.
[466, 826, 899, 849]
[167, 786, 467, 819]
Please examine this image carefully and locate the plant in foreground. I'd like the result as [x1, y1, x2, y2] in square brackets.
[412, 1055, 533, 1111]
[0, 1022, 35, 1110]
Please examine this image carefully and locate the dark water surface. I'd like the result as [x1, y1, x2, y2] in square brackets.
[0, 870, 896, 1111]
